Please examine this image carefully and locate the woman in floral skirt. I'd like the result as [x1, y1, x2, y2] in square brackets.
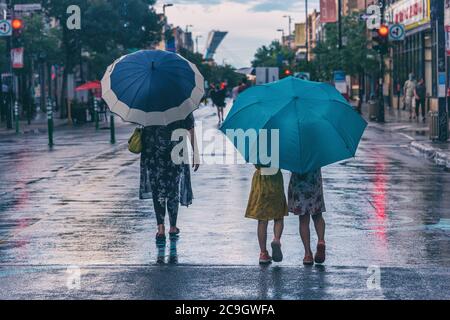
[140, 113, 199, 241]
[288, 169, 326, 265]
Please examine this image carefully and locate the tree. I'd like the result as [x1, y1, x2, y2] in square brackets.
[313, 13, 378, 81]
[178, 48, 241, 89]
[252, 41, 295, 70]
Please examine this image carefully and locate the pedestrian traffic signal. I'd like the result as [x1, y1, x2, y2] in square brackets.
[372, 25, 389, 55]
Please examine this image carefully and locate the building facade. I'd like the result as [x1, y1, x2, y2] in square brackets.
[388, 0, 445, 112]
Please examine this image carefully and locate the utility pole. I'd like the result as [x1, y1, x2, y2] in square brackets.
[434, 0, 448, 141]
[377, 0, 386, 123]
[305, 0, 309, 61]
[338, 0, 342, 50]
[283, 15, 292, 48]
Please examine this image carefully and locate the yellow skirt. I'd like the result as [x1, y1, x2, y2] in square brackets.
[245, 168, 288, 221]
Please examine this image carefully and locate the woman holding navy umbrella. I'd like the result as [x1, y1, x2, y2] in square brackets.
[101, 50, 204, 241]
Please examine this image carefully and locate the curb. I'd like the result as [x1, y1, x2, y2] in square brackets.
[410, 141, 450, 169]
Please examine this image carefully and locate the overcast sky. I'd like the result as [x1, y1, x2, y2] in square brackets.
[154, 0, 320, 68]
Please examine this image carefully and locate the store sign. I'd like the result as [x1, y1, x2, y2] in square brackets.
[446, 0, 450, 26]
[446, 26, 450, 56]
[446, 1, 450, 55]
[294, 23, 306, 47]
[11, 48, 24, 69]
[386, 0, 430, 31]
[320, 0, 337, 23]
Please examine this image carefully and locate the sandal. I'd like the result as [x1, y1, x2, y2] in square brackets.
[169, 228, 180, 239]
[155, 233, 166, 242]
[303, 254, 314, 266]
[271, 241, 283, 262]
[315, 241, 326, 264]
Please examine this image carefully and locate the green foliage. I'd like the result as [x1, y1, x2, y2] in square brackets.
[313, 14, 378, 80]
[252, 41, 295, 68]
[178, 48, 242, 88]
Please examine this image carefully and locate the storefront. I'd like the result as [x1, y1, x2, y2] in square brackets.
[388, 0, 432, 108]
[446, 0, 450, 99]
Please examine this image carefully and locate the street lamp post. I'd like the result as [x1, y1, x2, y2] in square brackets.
[162, 3, 173, 16]
[162, 3, 174, 50]
[277, 29, 285, 44]
[305, 0, 309, 61]
[283, 15, 292, 48]
[377, 0, 386, 123]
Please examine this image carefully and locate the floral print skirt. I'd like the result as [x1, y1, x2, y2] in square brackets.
[288, 169, 326, 216]
[139, 127, 192, 207]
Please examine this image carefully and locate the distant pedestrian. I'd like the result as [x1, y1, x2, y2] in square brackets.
[414, 78, 427, 122]
[403, 73, 416, 119]
[232, 82, 242, 102]
[238, 78, 250, 94]
[211, 84, 226, 125]
[288, 169, 327, 265]
[245, 166, 288, 265]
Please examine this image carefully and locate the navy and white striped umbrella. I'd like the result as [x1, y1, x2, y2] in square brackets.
[101, 50, 204, 126]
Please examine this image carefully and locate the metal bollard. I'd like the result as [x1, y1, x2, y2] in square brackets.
[110, 114, 116, 144]
[94, 99, 99, 131]
[14, 101, 19, 134]
[47, 99, 54, 147]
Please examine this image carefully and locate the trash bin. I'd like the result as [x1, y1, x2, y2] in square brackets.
[368, 99, 378, 121]
[429, 112, 439, 140]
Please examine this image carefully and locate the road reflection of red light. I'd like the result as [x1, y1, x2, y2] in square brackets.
[372, 160, 388, 242]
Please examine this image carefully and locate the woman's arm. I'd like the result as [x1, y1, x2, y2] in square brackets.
[189, 127, 200, 172]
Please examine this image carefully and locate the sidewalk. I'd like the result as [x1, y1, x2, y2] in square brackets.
[0, 111, 69, 137]
[360, 102, 450, 169]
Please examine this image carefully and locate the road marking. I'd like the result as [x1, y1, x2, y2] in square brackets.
[398, 133, 415, 141]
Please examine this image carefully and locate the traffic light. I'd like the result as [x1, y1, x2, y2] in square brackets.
[12, 18, 24, 36]
[284, 69, 292, 76]
[372, 24, 389, 55]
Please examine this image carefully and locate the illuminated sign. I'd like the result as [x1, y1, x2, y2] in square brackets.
[386, 0, 430, 31]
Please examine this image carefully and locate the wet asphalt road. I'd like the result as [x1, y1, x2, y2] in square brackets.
[0, 105, 449, 299]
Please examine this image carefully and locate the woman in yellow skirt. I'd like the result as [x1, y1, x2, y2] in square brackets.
[245, 166, 288, 264]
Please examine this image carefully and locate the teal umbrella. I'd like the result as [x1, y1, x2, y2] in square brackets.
[220, 76, 367, 174]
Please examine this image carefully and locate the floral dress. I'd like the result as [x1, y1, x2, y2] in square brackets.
[288, 169, 326, 216]
[139, 113, 195, 207]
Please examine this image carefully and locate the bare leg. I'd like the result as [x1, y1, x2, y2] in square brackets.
[299, 215, 312, 256]
[257, 220, 269, 252]
[312, 213, 326, 242]
[273, 218, 284, 243]
[216, 107, 221, 122]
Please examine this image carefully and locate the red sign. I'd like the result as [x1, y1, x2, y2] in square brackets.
[320, 0, 337, 23]
[446, 26, 450, 56]
[11, 48, 24, 69]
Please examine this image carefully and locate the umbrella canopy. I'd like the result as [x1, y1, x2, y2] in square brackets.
[101, 50, 204, 126]
[220, 76, 367, 174]
[76, 80, 101, 92]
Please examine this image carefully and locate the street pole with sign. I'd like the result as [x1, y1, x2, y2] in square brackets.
[435, 0, 449, 141]
[377, 0, 386, 123]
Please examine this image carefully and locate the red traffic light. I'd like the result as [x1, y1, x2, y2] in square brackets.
[284, 69, 291, 76]
[12, 19, 23, 30]
[378, 25, 389, 38]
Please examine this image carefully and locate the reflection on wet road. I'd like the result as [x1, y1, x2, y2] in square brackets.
[0, 105, 449, 299]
